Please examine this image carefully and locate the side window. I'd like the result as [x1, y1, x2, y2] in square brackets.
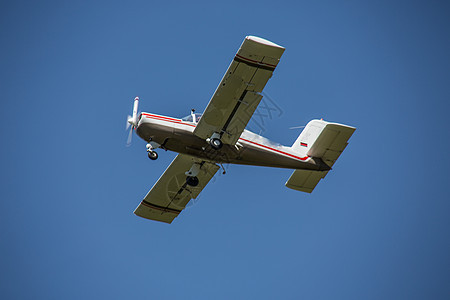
[181, 115, 193, 122]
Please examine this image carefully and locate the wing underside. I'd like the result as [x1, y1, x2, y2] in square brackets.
[193, 36, 285, 145]
[134, 154, 219, 223]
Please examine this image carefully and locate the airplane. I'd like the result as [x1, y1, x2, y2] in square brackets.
[126, 36, 355, 223]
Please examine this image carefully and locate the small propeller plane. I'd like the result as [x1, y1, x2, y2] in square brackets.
[126, 36, 355, 223]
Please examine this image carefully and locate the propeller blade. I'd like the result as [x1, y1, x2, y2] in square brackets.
[126, 115, 131, 130]
[126, 97, 139, 146]
[126, 128, 133, 146]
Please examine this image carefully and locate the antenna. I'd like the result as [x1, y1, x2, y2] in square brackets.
[191, 108, 196, 123]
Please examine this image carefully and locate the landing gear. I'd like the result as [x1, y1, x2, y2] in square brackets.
[148, 151, 158, 160]
[209, 138, 223, 150]
[207, 132, 223, 150]
[185, 163, 200, 186]
[146, 141, 160, 160]
[186, 176, 199, 187]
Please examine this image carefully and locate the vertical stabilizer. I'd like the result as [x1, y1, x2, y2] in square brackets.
[291, 119, 355, 168]
[291, 120, 327, 156]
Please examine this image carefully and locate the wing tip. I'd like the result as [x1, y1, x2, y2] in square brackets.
[133, 204, 178, 224]
[133, 210, 175, 224]
[245, 36, 285, 49]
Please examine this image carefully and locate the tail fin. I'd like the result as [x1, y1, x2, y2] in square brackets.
[286, 119, 355, 193]
[291, 119, 355, 167]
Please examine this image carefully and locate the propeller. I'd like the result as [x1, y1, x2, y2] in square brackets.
[126, 96, 139, 146]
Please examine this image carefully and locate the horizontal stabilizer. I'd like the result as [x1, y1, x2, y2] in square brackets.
[285, 169, 329, 193]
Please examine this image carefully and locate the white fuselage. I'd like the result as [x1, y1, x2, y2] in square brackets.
[136, 112, 330, 171]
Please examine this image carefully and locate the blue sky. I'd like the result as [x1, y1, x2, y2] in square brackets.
[1, 0, 449, 299]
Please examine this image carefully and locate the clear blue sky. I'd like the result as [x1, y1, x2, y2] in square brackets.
[1, 1, 449, 299]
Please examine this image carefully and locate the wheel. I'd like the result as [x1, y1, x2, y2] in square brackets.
[148, 151, 158, 160]
[186, 176, 199, 187]
[210, 138, 223, 150]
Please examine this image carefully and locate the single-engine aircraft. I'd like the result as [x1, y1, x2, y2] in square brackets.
[126, 36, 355, 223]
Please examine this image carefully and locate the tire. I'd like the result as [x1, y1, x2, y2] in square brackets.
[210, 138, 223, 150]
[148, 151, 158, 160]
[186, 176, 199, 187]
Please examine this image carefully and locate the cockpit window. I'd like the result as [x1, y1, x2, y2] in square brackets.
[181, 113, 202, 123]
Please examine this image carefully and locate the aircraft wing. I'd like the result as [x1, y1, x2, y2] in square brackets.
[193, 36, 285, 145]
[134, 154, 220, 223]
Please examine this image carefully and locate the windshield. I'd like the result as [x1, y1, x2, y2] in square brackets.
[181, 113, 202, 122]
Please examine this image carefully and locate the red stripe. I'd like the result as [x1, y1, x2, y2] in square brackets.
[239, 138, 309, 161]
[142, 113, 181, 122]
[144, 114, 196, 127]
[147, 116, 182, 123]
[235, 54, 277, 68]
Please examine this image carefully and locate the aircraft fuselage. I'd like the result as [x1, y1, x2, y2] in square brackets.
[136, 112, 329, 171]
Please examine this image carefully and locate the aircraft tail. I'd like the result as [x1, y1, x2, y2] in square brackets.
[286, 119, 355, 193]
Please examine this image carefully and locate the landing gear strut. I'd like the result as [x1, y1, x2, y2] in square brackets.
[185, 163, 200, 186]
